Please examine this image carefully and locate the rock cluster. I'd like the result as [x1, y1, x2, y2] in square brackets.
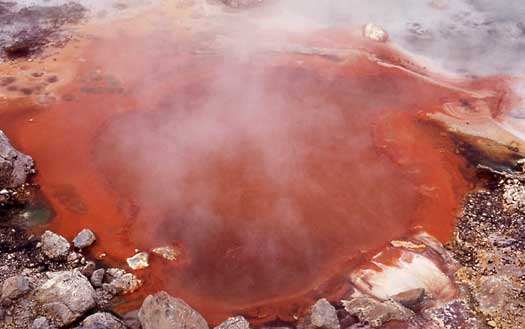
[0, 228, 141, 328]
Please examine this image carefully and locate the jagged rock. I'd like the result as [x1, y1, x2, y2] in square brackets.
[104, 268, 126, 282]
[91, 269, 105, 288]
[138, 291, 208, 329]
[1, 275, 30, 300]
[81, 261, 96, 278]
[152, 246, 181, 261]
[391, 288, 425, 310]
[310, 299, 340, 329]
[32, 316, 56, 329]
[0, 130, 34, 189]
[342, 297, 414, 328]
[104, 273, 142, 295]
[214, 316, 249, 329]
[79, 312, 126, 329]
[35, 271, 96, 326]
[40, 231, 70, 260]
[127, 252, 149, 270]
[73, 229, 96, 249]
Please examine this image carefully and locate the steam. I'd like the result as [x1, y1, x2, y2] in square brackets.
[88, 0, 522, 306]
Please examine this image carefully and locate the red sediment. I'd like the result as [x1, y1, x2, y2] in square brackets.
[0, 22, 500, 324]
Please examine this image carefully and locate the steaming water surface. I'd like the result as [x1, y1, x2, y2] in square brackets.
[0, 0, 522, 324]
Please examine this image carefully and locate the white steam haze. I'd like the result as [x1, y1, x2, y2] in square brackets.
[17, 0, 525, 75]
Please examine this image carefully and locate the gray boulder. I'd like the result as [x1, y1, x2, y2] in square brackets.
[73, 229, 96, 249]
[35, 271, 96, 326]
[1, 275, 30, 300]
[214, 316, 249, 329]
[138, 291, 208, 329]
[40, 231, 70, 260]
[79, 312, 126, 329]
[0, 130, 34, 189]
[310, 299, 339, 329]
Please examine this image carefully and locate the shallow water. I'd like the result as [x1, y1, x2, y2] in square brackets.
[0, 0, 522, 324]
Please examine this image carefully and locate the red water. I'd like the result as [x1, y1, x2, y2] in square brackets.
[0, 13, 500, 324]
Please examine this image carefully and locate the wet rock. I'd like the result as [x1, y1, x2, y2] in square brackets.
[390, 288, 425, 310]
[104, 273, 142, 295]
[79, 312, 126, 329]
[152, 246, 181, 261]
[127, 252, 149, 270]
[138, 291, 208, 329]
[310, 299, 340, 329]
[342, 297, 414, 328]
[35, 271, 96, 326]
[104, 268, 126, 282]
[81, 261, 96, 278]
[40, 230, 70, 260]
[67, 252, 82, 264]
[363, 23, 389, 42]
[1, 275, 30, 300]
[0, 130, 34, 189]
[215, 316, 249, 329]
[73, 229, 96, 249]
[32, 316, 56, 329]
[91, 269, 105, 288]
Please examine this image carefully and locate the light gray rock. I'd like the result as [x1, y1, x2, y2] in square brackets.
[104, 273, 142, 295]
[35, 271, 96, 326]
[32, 316, 56, 329]
[1, 275, 30, 300]
[214, 316, 249, 329]
[310, 299, 339, 329]
[40, 231, 70, 260]
[0, 130, 34, 189]
[73, 229, 96, 249]
[138, 291, 208, 329]
[80, 312, 126, 329]
[90, 269, 105, 288]
[343, 297, 414, 328]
